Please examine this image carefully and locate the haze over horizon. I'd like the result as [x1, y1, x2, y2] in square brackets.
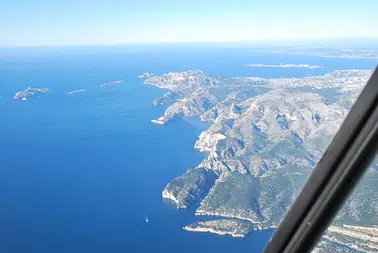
[1, 0, 377, 47]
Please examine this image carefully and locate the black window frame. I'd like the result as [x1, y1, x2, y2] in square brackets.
[263, 67, 378, 253]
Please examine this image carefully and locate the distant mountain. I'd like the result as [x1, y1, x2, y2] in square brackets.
[144, 69, 377, 252]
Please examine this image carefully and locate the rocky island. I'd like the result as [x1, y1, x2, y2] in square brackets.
[183, 219, 252, 238]
[99, 80, 123, 87]
[68, 89, 87, 94]
[13, 87, 51, 100]
[144, 69, 377, 251]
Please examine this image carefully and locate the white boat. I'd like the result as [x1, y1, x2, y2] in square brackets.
[145, 216, 149, 223]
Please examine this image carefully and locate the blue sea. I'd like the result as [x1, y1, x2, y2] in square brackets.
[0, 45, 376, 253]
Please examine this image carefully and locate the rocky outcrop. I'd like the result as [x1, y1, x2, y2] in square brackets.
[183, 219, 253, 238]
[138, 72, 155, 78]
[162, 168, 217, 208]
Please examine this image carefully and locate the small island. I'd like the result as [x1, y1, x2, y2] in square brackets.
[139, 72, 155, 78]
[68, 89, 87, 94]
[100, 80, 123, 87]
[183, 219, 252, 238]
[13, 87, 51, 100]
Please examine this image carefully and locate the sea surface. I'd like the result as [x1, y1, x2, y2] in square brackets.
[0, 46, 376, 253]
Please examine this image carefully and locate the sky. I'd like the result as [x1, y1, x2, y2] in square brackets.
[0, 0, 377, 47]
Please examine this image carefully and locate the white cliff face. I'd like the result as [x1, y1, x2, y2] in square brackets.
[195, 132, 226, 153]
[161, 168, 217, 210]
[162, 187, 185, 208]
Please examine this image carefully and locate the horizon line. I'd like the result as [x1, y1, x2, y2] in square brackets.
[1, 36, 378, 49]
